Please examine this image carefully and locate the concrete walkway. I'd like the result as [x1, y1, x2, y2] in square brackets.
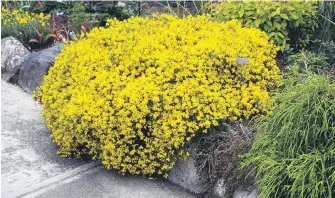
[1, 80, 195, 198]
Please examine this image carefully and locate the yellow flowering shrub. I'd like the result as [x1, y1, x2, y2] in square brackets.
[37, 14, 282, 176]
[1, 8, 51, 48]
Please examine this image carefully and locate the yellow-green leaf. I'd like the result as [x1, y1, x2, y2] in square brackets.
[280, 13, 290, 20]
[254, 19, 262, 27]
[289, 12, 299, 19]
[270, 11, 277, 17]
[238, 8, 244, 17]
[274, 22, 281, 30]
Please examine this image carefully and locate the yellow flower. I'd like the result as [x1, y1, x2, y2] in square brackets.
[1, 7, 6, 13]
[2, 9, 50, 38]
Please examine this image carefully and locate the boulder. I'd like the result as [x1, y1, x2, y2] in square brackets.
[1, 37, 30, 82]
[168, 157, 209, 194]
[18, 45, 62, 94]
[168, 155, 257, 197]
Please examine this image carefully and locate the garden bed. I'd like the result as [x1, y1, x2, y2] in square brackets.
[1, 1, 334, 198]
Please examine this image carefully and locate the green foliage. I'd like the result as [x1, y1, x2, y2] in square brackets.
[105, 5, 131, 21]
[242, 70, 335, 198]
[211, 1, 318, 51]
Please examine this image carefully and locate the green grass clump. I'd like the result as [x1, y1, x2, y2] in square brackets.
[242, 71, 335, 198]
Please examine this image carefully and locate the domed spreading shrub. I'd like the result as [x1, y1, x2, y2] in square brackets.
[37, 15, 281, 176]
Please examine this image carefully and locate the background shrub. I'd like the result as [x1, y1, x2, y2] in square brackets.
[210, 1, 318, 51]
[242, 70, 335, 198]
[37, 15, 281, 176]
[67, 2, 132, 35]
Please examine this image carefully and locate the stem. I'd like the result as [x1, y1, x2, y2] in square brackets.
[319, 14, 335, 26]
[200, 0, 204, 14]
[176, 0, 180, 18]
[192, 0, 199, 14]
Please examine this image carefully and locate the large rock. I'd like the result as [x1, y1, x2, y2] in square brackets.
[18, 45, 62, 94]
[168, 155, 257, 197]
[168, 157, 209, 194]
[1, 37, 30, 82]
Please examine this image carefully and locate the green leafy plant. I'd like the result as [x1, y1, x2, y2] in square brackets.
[242, 69, 335, 198]
[211, 1, 318, 52]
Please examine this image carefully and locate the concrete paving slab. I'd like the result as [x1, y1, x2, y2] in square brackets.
[1, 80, 88, 197]
[28, 167, 195, 198]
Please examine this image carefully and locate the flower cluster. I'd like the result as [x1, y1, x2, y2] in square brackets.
[1, 8, 51, 49]
[37, 14, 282, 176]
[1, 8, 50, 26]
